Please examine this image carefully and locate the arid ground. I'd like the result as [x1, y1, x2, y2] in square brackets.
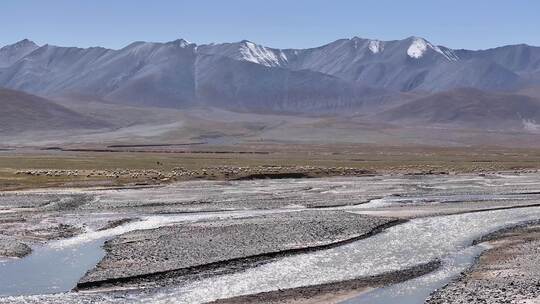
[2, 144, 540, 191]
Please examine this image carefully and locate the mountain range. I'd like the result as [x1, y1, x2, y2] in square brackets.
[2, 36, 540, 146]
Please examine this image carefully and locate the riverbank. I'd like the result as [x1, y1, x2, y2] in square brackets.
[426, 222, 540, 304]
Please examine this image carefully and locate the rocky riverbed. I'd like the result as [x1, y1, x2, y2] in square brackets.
[1, 173, 540, 303]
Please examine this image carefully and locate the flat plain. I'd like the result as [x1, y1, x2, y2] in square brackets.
[2, 144, 540, 191]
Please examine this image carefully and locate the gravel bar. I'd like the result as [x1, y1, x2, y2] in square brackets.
[78, 210, 398, 288]
[0, 237, 31, 258]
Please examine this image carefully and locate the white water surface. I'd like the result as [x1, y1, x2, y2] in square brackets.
[137, 206, 540, 303]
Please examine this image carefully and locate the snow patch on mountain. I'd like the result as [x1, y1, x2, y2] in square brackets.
[368, 40, 383, 54]
[171, 39, 192, 48]
[407, 37, 459, 61]
[440, 47, 460, 61]
[239, 41, 287, 67]
[407, 38, 429, 59]
[523, 119, 540, 132]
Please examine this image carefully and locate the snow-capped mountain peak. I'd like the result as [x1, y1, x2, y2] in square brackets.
[237, 40, 287, 67]
[407, 37, 430, 59]
[407, 37, 458, 61]
[169, 39, 192, 48]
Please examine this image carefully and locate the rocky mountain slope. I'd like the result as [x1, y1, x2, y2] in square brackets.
[0, 39, 38, 68]
[0, 37, 539, 113]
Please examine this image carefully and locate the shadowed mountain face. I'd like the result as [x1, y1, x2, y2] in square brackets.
[0, 88, 108, 134]
[193, 53, 399, 113]
[375, 88, 540, 130]
[456, 44, 540, 75]
[0, 37, 539, 112]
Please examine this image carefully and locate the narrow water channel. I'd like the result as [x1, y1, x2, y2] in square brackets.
[341, 244, 490, 304]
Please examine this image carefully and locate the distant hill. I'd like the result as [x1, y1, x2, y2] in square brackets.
[0, 88, 108, 134]
[375, 88, 540, 130]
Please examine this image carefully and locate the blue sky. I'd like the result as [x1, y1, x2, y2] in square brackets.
[1, 0, 539, 50]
